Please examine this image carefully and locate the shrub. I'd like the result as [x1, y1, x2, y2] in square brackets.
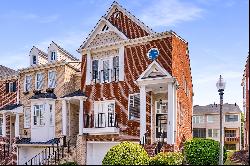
[150, 152, 184, 165]
[102, 141, 150, 165]
[184, 138, 227, 165]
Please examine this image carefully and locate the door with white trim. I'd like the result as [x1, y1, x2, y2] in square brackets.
[155, 100, 168, 140]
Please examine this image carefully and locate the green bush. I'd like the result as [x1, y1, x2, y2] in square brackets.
[150, 152, 184, 165]
[184, 138, 227, 165]
[102, 141, 150, 165]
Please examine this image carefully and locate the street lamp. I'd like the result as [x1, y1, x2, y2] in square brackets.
[216, 75, 226, 165]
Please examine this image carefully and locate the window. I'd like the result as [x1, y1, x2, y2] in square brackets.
[113, 11, 120, 18]
[6, 82, 16, 93]
[225, 130, 236, 137]
[128, 94, 140, 120]
[24, 108, 31, 128]
[92, 60, 99, 81]
[225, 144, 236, 150]
[193, 128, 206, 138]
[36, 73, 44, 90]
[48, 71, 56, 88]
[193, 115, 204, 124]
[33, 105, 45, 126]
[94, 101, 115, 127]
[208, 129, 219, 138]
[0, 117, 2, 135]
[113, 56, 119, 81]
[103, 59, 110, 82]
[24, 75, 32, 92]
[225, 114, 238, 122]
[49, 104, 53, 125]
[51, 51, 56, 61]
[33, 55, 37, 64]
[207, 115, 216, 123]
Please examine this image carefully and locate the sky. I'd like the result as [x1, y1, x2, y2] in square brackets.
[0, 0, 249, 110]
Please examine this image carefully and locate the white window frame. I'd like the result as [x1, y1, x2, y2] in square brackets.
[33, 104, 45, 126]
[207, 115, 215, 123]
[35, 72, 44, 90]
[208, 129, 219, 138]
[48, 70, 56, 89]
[128, 93, 140, 120]
[24, 75, 32, 92]
[50, 51, 56, 61]
[24, 108, 31, 128]
[9, 82, 14, 92]
[94, 100, 115, 127]
[225, 114, 238, 122]
[193, 115, 204, 124]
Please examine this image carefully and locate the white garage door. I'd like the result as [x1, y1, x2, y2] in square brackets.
[86, 142, 119, 165]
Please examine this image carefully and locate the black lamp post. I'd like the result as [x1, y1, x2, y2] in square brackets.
[216, 75, 226, 165]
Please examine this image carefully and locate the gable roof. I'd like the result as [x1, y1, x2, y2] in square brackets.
[0, 65, 17, 78]
[31, 46, 48, 59]
[77, 1, 155, 52]
[51, 41, 79, 61]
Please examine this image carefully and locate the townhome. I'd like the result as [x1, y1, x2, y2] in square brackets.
[193, 103, 242, 150]
[0, 65, 18, 165]
[75, 1, 193, 165]
[241, 54, 249, 150]
[1, 42, 83, 165]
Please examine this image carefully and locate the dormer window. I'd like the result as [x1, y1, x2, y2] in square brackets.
[51, 51, 56, 61]
[102, 24, 109, 32]
[32, 55, 37, 65]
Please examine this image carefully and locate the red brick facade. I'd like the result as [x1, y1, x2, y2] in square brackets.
[80, 7, 193, 150]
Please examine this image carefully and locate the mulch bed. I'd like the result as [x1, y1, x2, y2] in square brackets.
[230, 150, 249, 165]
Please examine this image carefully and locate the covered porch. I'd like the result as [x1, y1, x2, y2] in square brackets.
[136, 61, 178, 145]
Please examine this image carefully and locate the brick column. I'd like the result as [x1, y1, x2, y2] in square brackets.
[76, 135, 87, 165]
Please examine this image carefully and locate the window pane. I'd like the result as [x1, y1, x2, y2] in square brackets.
[92, 60, 99, 80]
[48, 71, 56, 88]
[103, 60, 109, 82]
[208, 129, 212, 137]
[24, 108, 31, 128]
[129, 94, 140, 120]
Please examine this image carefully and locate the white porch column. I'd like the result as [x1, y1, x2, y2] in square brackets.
[15, 113, 20, 137]
[2, 113, 6, 137]
[79, 99, 84, 135]
[118, 46, 125, 81]
[167, 82, 175, 144]
[62, 100, 67, 136]
[140, 85, 147, 142]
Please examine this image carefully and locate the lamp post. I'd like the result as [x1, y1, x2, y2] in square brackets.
[216, 75, 226, 165]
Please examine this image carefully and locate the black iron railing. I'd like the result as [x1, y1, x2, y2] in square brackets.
[84, 113, 118, 128]
[24, 136, 76, 165]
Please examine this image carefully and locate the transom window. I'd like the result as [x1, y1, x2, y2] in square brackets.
[25, 75, 32, 92]
[33, 105, 45, 126]
[48, 71, 56, 88]
[128, 94, 140, 120]
[36, 73, 44, 90]
[225, 114, 238, 122]
[102, 24, 109, 31]
[193, 115, 204, 124]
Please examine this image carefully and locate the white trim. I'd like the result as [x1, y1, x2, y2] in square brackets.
[35, 72, 44, 90]
[155, 100, 168, 140]
[24, 74, 32, 92]
[139, 85, 146, 142]
[118, 46, 124, 81]
[47, 70, 56, 89]
[82, 127, 119, 135]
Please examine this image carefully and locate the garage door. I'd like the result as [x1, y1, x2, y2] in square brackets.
[86, 142, 119, 165]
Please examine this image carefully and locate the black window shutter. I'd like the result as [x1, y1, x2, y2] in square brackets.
[6, 83, 9, 93]
[13, 81, 17, 92]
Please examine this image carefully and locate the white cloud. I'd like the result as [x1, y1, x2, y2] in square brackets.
[138, 0, 203, 27]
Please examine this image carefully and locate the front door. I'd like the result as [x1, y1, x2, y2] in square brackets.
[155, 101, 168, 140]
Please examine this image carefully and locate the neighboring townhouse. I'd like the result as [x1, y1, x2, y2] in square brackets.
[0, 65, 18, 164]
[75, 1, 193, 165]
[1, 41, 83, 165]
[193, 103, 242, 150]
[241, 54, 249, 150]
